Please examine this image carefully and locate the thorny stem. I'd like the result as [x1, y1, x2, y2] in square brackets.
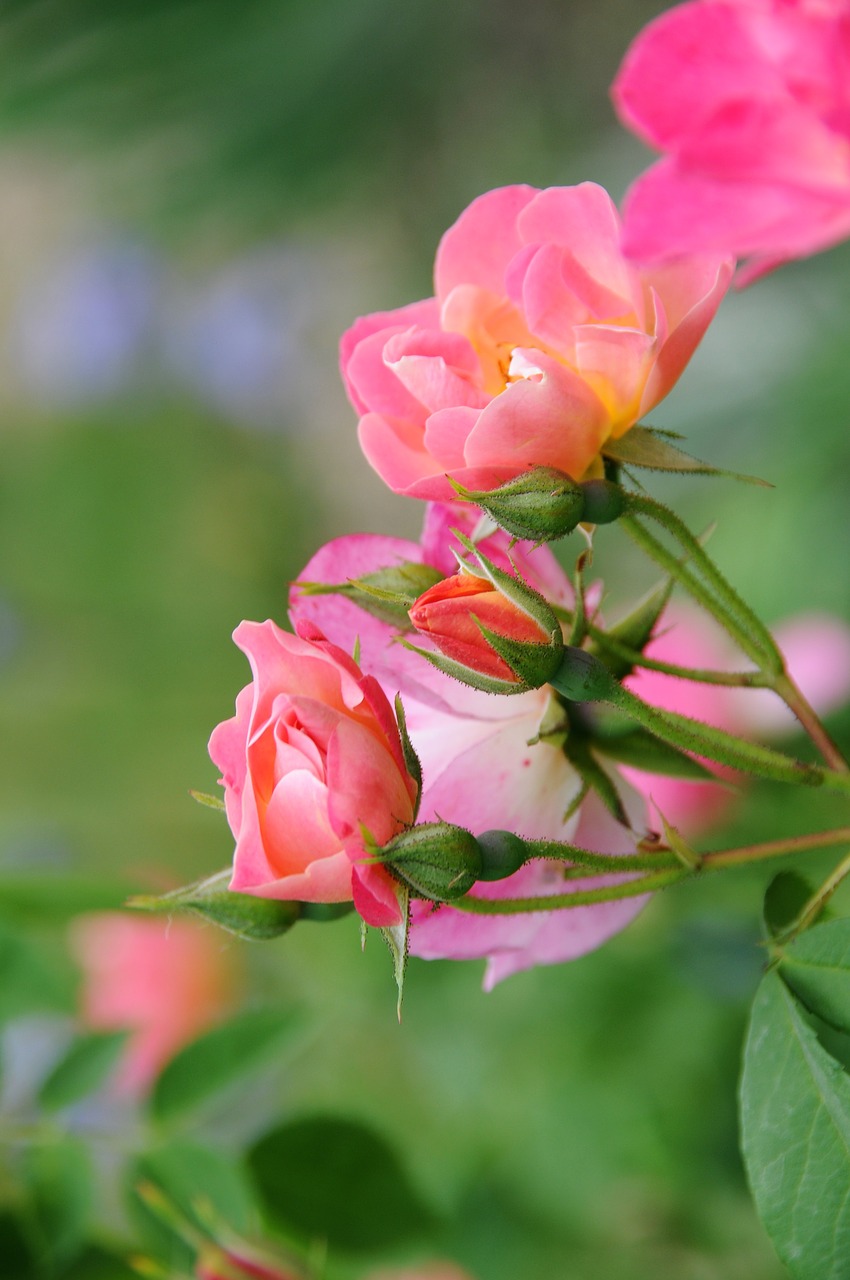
[774, 671, 850, 774]
[450, 826, 850, 915]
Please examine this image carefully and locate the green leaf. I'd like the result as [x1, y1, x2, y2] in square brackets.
[395, 694, 422, 821]
[563, 737, 630, 829]
[589, 579, 673, 679]
[128, 870, 302, 941]
[779, 918, 850, 1033]
[0, 874, 131, 924]
[248, 1115, 434, 1251]
[762, 871, 817, 941]
[0, 1212, 35, 1279]
[740, 970, 850, 1279]
[127, 1140, 256, 1270]
[602, 424, 770, 485]
[381, 883, 410, 1021]
[0, 925, 74, 1023]
[39, 1031, 129, 1111]
[150, 1007, 300, 1125]
[591, 726, 715, 781]
[23, 1139, 93, 1272]
[294, 561, 443, 628]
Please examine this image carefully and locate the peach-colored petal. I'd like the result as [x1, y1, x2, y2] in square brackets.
[638, 256, 732, 414]
[516, 184, 639, 306]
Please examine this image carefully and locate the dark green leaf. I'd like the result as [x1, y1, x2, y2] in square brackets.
[151, 1008, 300, 1125]
[590, 579, 673, 678]
[128, 870, 302, 941]
[128, 1141, 256, 1270]
[779, 918, 850, 1032]
[61, 1245, 139, 1280]
[0, 925, 74, 1023]
[762, 871, 817, 941]
[740, 970, 850, 1279]
[39, 1031, 129, 1111]
[592, 727, 715, 781]
[248, 1115, 434, 1251]
[0, 1211, 36, 1279]
[602, 424, 770, 485]
[563, 738, 630, 828]
[24, 1139, 93, 1272]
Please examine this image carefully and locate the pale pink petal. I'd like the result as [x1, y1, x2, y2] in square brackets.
[422, 406, 481, 469]
[639, 256, 732, 414]
[260, 770, 340, 877]
[357, 411, 439, 495]
[344, 326, 430, 423]
[435, 185, 539, 301]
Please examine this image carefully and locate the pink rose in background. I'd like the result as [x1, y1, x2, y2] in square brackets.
[613, 0, 850, 278]
[342, 184, 731, 501]
[291, 512, 651, 987]
[624, 606, 850, 833]
[209, 620, 419, 928]
[69, 913, 235, 1095]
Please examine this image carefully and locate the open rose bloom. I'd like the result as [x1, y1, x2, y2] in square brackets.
[209, 620, 418, 928]
[614, 0, 850, 277]
[342, 184, 731, 501]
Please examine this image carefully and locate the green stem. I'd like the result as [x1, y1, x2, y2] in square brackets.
[774, 671, 850, 774]
[624, 496, 783, 674]
[454, 826, 850, 914]
[586, 624, 771, 687]
[780, 846, 850, 942]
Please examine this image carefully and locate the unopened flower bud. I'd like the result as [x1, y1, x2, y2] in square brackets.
[406, 535, 564, 694]
[381, 822, 483, 901]
[451, 467, 585, 542]
[550, 646, 620, 703]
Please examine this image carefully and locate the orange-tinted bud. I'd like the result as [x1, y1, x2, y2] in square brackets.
[409, 573, 552, 683]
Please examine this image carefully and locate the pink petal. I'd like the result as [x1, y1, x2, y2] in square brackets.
[260, 769, 341, 877]
[516, 185, 638, 307]
[344, 326, 430, 424]
[326, 717, 414, 848]
[340, 300, 439, 413]
[612, 1, 782, 150]
[435, 185, 539, 301]
[572, 324, 656, 431]
[384, 330, 489, 415]
[208, 683, 253, 835]
[351, 865, 403, 927]
[357, 411, 439, 495]
[462, 350, 609, 480]
[638, 256, 732, 415]
[741, 613, 850, 736]
[422, 406, 481, 470]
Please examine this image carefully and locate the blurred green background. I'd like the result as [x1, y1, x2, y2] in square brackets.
[2, 1, 850, 1276]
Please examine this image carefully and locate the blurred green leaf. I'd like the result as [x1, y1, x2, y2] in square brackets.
[0, 875, 132, 924]
[589, 578, 673, 679]
[779, 918, 850, 1032]
[38, 1030, 128, 1112]
[128, 1140, 256, 1271]
[61, 1245, 139, 1280]
[0, 924, 74, 1022]
[248, 1114, 434, 1251]
[150, 1008, 300, 1125]
[0, 1211, 36, 1279]
[741, 969, 850, 1279]
[128, 871, 302, 941]
[23, 1139, 93, 1273]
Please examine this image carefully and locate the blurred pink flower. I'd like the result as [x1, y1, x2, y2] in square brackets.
[291, 511, 650, 987]
[613, 0, 850, 278]
[209, 621, 418, 928]
[623, 606, 850, 833]
[69, 913, 235, 1095]
[342, 184, 730, 500]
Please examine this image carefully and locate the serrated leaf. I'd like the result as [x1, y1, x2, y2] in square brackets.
[128, 870, 302, 941]
[592, 726, 715, 781]
[24, 1139, 93, 1271]
[603, 424, 770, 485]
[564, 738, 630, 828]
[395, 694, 422, 822]
[590, 578, 673, 678]
[150, 1007, 300, 1125]
[762, 871, 818, 942]
[248, 1115, 434, 1251]
[39, 1031, 129, 1111]
[741, 970, 850, 1279]
[779, 918, 850, 1032]
[127, 1141, 256, 1270]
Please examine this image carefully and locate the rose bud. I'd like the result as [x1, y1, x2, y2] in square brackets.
[406, 535, 564, 694]
[381, 821, 483, 902]
[450, 467, 585, 543]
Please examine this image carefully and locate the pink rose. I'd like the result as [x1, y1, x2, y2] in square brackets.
[342, 184, 731, 500]
[69, 913, 235, 1095]
[613, 0, 850, 278]
[208, 620, 419, 928]
[291, 513, 650, 987]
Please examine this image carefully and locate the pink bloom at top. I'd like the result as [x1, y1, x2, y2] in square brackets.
[342, 184, 731, 500]
[208, 620, 419, 929]
[613, 0, 850, 278]
[69, 913, 235, 1096]
[623, 605, 850, 833]
[291, 510, 650, 988]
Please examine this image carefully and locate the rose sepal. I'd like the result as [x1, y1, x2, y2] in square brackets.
[398, 637, 526, 695]
[379, 821, 483, 902]
[448, 467, 585, 542]
[294, 561, 443, 628]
